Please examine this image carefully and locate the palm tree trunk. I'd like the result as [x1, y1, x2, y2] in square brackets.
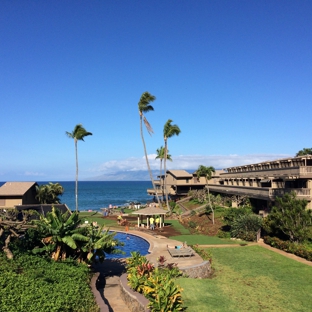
[206, 179, 214, 224]
[140, 115, 161, 206]
[164, 139, 170, 211]
[160, 159, 164, 203]
[75, 139, 78, 212]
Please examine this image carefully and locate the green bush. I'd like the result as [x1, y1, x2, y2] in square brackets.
[230, 214, 262, 241]
[188, 220, 197, 229]
[263, 236, 312, 261]
[217, 230, 231, 239]
[0, 253, 99, 312]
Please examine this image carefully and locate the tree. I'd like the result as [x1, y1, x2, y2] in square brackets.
[296, 148, 312, 156]
[66, 124, 92, 212]
[155, 146, 172, 202]
[163, 119, 181, 210]
[36, 182, 64, 204]
[196, 165, 216, 224]
[138, 92, 161, 206]
[263, 192, 312, 243]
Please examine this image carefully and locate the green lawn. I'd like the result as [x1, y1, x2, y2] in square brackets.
[177, 246, 312, 312]
[78, 211, 117, 227]
[169, 234, 243, 245]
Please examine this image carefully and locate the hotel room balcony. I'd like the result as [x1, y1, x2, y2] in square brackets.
[208, 184, 311, 200]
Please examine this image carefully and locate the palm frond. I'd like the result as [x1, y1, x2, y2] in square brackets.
[143, 116, 154, 135]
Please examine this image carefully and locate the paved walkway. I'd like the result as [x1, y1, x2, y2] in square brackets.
[93, 232, 312, 311]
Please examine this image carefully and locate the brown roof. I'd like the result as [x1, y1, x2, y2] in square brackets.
[0, 182, 37, 196]
[167, 170, 193, 178]
[131, 206, 168, 215]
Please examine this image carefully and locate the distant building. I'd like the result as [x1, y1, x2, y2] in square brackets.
[147, 169, 224, 200]
[209, 155, 312, 210]
[0, 182, 39, 208]
[148, 155, 312, 211]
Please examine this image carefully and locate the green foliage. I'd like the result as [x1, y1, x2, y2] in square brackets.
[0, 253, 99, 312]
[296, 148, 312, 156]
[188, 220, 197, 229]
[36, 182, 64, 204]
[217, 229, 231, 239]
[191, 244, 213, 263]
[230, 214, 262, 241]
[264, 192, 312, 243]
[223, 206, 253, 226]
[264, 236, 312, 261]
[126, 252, 184, 312]
[31, 207, 121, 263]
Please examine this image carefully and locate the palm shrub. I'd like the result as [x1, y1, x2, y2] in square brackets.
[31, 206, 121, 263]
[230, 214, 262, 241]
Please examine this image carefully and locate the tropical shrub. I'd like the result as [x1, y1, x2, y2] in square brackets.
[31, 206, 122, 263]
[263, 192, 312, 243]
[230, 214, 262, 241]
[126, 252, 184, 312]
[264, 236, 312, 261]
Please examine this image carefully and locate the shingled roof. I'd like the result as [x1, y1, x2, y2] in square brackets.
[0, 182, 37, 196]
[131, 206, 168, 215]
[167, 170, 193, 178]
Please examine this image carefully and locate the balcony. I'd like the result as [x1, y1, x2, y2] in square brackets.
[220, 166, 312, 179]
[208, 184, 311, 200]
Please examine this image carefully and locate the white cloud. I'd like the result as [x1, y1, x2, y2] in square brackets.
[24, 171, 45, 176]
[91, 153, 292, 174]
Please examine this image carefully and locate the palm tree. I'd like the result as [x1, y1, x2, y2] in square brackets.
[155, 146, 172, 202]
[138, 92, 161, 206]
[36, 182, 64, 204]
[66, 124, 92, 212]
[163, 119, 181, 210]
[196, 165, 216, 224]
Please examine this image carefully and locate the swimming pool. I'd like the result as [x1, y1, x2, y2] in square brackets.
[105, 232, 150, 259]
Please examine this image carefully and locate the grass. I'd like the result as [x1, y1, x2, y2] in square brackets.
[78, 211, 117, 227]
[166, 220, 191, 234]
[169, 234, 243, 245]
[177, 246, 312, 312]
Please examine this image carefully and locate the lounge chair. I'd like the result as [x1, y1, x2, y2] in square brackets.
[167, 245, 195, 258]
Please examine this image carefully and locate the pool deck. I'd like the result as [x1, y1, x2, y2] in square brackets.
[128, 229, 204, 267]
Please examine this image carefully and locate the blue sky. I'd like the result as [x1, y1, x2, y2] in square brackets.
[1, 0, 312, 181]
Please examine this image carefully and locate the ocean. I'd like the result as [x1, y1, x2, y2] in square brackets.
[38, 181, 153, 212]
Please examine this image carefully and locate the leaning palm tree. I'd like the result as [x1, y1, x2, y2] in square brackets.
[66, 124, 92, 212]
[163, 119, 181, 210]
[155, 146, 172, 202]
[196, 165, 216, 224]
[138, 92, 161, 206]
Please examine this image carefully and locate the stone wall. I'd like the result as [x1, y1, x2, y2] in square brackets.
[180, 260, 212, 278]
[119, 273, 150, 312]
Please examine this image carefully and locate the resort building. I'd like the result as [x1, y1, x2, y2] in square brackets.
[147, 169, 224, 201]
[209, 155, 312, 210]
[148, 155, 312, 210]
[0, 182, 39, 208]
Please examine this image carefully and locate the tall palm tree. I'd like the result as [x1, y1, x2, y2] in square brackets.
[66, 124, 92, 212]
[163, 119, 181, 210]
[138, 91, 161, 206]
[155, 146, 172, 202]
[196, 165, 216, 224]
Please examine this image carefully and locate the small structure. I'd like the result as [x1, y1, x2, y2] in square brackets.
[131, 206, 168, 229]
[0, 182, 39, 208]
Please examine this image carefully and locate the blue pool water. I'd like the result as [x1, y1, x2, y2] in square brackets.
[105, 232, 150, 259]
